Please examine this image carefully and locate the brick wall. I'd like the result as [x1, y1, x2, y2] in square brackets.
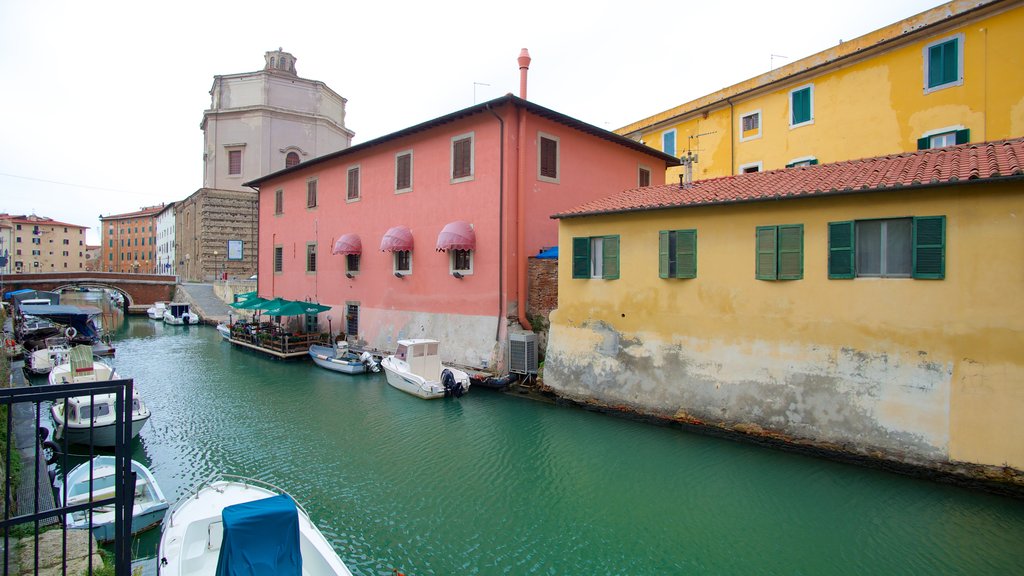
[527, 257, 558, 357]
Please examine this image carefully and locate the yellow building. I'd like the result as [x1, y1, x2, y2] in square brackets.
[0, 214, 88, 273]
[617, 0, 1024, 182]
[546, 139, 1024, 485]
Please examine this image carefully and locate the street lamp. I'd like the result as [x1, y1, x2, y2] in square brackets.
[133, 260, 140, 274]
[214, 250, 219, 282]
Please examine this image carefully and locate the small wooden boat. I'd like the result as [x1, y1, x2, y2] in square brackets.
[308, 342, 379, 375]
[61, 456, 169, 542]
[380, 339, 471, 399]
[216, 323, 232, 340]
[158, 474, 352, 576]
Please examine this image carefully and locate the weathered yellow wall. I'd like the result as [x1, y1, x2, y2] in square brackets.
[547, 181, 1024, 471]
[640, 3, 1024, 181]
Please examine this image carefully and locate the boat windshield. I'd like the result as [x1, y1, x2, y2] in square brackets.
[395, 345, 408, 361]
[80, 403, 110, 420]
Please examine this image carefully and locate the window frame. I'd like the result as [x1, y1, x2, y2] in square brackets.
[347, 165, 361, 202]
[739, 161, 763, 174]
[395, 151, 413, 193]
[789, 83, 814, 129]
[345, 253, 360, 276]
[285, 151, 301, 168]
[450, 132, 475, 184]
[305, 242, 317, 274]
[571, 235, 620, 280]
[306, 178, 318, 209]
[916, 126, 969, 150]
[828, 216, 945, 280]
[393, 250, 413, 275]
[659, 229, 697, 279]
[638, 165, 651, 187]
[785, 156, 818, 168]
[273, 245, 283, 274]
[739, 110, 762, 142]
[923, 33, 964, 94]
[227, 149, 243, 176]
[450, 249, 474, 276]
[538, 132, 560, 184]
[662, 129, 677, 158]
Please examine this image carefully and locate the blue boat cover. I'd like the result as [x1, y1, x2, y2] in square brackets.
[535, 246, 558, 259]
[215, 494, 302, 576]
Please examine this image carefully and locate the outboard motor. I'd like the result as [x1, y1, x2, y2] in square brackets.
[359, 351, 380, 372]
[441, 369, 465, 398]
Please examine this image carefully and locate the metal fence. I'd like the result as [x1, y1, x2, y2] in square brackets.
[1, 378, 136, 576]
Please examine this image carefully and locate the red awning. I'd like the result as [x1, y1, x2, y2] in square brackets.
[436, 221, 476, 251]
[332, 234, 362, 255]
[380, 226, 414, 252]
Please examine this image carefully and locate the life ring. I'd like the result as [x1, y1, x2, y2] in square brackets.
[64, 327, 77, 339]
[42, 440, 60, 465]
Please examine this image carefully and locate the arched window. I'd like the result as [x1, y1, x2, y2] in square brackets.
[270, 57, 276, 68]
[286, 152, 300, 168]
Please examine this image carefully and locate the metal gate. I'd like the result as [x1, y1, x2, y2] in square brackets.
[1, 378, 136, 576]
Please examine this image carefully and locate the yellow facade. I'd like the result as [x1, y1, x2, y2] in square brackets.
[546, 181, 1024, 474]
[618, 0, 1024, 181]
[6, 217, 88, 273]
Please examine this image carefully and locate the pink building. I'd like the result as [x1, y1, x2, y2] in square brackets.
[245, 93, 677, 372]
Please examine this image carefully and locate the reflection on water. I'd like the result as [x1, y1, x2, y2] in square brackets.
[50, 299, 1024, 575]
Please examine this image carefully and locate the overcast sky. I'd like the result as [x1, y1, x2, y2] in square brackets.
[0, 0, 943, 244]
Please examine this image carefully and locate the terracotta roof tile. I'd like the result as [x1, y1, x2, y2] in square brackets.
[554, 138, 1024, 219]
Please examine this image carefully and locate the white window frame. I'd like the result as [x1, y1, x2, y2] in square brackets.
[923, 32, 965, 94]
[306, 177, 318, 209]
[787, 156, 817, 168]
[661, 129, 677, 157]
[305, 242, 317, 274]
[450, 132, 475, 184]
[225, 144, 246, 176]
[920, 124, 964, 149]
[638, 164, 652, 187]
[739, 110, 762, 142]
[589, 237, 604, 279]
[739, 161, 763, 174]
[789, 83, 815, 129]
[346, 165, 361, 203]
[395, 150, 414, 194]
[393, 250, 413, 275]
[537, 132, 560, 184]
[449, 249, 474, 276]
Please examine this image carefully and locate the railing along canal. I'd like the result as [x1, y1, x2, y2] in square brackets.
[1, 378, 136, 576]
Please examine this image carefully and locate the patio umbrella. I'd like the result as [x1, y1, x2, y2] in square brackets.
[256, 298, 290, 314]
[264, 301, 332, 317]
[231, 296, 269, 310]
[235, 290, 257, 301]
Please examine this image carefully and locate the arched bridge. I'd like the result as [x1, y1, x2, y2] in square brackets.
[2, 272, 176, 313]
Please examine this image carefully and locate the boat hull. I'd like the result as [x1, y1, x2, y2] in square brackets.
[52, 409, 151, 447]
[308, 345, 367, 375]
[62, 456, 169, 542]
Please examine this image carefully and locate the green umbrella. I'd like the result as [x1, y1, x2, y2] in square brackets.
[265, 300, 332, 317]
[256, 298, 290, 313]
[231, 296, 269, 310]
[235, 290, 257, 302]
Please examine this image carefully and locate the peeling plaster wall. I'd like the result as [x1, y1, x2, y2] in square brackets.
[359, 308, 499, 371]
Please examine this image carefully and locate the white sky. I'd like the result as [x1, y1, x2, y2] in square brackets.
[0, 0, 944, 244]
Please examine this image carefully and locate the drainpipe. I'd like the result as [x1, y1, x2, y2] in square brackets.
[485, 103, 505, 341]
[515, 102, 532, 332]
[727, 97, 735, 175]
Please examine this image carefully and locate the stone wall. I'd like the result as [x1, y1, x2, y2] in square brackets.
[176, 188, 258, 281]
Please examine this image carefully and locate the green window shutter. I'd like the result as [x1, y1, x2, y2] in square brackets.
[917, 137, 930, 150]
[828, 221, 855, 279]
[785, 162, 796, 169]
[658, 231, 669, 279]
[602, 235, 620, 280]
[927, 43, 945, 88]
[809, 159, 819, 165]
[955, 128, 970, 145]
[675, 229, 697, 279]
[913, 216, 945, 279]
[942, 38, 959, 85]
[791, 88, 811, 125]
[756, 226, 778, 280]
[777, 225, 804, 280]
[572, 237, 590, 279]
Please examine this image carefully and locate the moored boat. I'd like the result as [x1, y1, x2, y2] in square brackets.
[26, 335, 71, 375]
[308, 341, 379, 375]
[163, 303, 200, 325]
[49, 345, 151, 446]
[380, 338, 470, 399]
[157, 474, 352, 576]
[147, 301, 167, 320]
[60, 456, 169, 542]
[216, 323, 231, 340]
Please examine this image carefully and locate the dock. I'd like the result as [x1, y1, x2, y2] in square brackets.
[226, 337, 313, 359]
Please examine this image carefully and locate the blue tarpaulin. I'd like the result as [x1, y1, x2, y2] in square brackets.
[3, 288, 33, 299]
[215, 494, 302, 576]
[535, 246, 558, 259]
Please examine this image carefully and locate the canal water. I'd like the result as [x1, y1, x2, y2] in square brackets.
[51, 292, 1024, 575]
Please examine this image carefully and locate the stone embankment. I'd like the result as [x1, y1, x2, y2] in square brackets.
[172, 283, 235, 326]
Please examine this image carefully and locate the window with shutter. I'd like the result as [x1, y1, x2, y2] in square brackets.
[756, 225, 802, 280]
[451, 134, 474, 182]
[913, 216, 945, 279]
[396, 152, 413, 192]
[228, 150, 242, 175]
[601, 235, 619, 280]
[572, 235, 619, 280]
[827, 216, 944, 280]
[572, 237, 591, 279]
[638, 167, 651, 187]
[347, 166, 360, 200]
[662, 130, 676, 157]
[789, 85, 814, 127]
[307, 179, 318, 208]
[740, 111, 762, 141]
[659, 229, 697, 279]
[274, 246, 283, 273]
[828, 221, 855, 278]
[924, 34, 963, 92]
[539, 134, 559, 182]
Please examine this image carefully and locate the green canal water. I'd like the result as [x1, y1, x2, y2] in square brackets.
[55, 294, 1024, 575]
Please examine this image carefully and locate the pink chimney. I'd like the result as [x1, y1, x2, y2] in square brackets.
[518, 48, 531, 100]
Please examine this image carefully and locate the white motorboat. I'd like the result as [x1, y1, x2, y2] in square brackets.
[26, 335, 71, 375]
[163, 303, 200, 325]
[216, 323, 232, 340]
[158, 474, 352, 576]
[60, 456, 169, 542]
[147, 301, 168, 320]
[308, 341, 379, 375]
[380, 338, 471, 399]
[49, 345, 151, 446]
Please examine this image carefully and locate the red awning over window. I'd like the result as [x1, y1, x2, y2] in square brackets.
[332, 234, 361, 255]
[380, 226, 413, 252]
[436, 221, 476, 251]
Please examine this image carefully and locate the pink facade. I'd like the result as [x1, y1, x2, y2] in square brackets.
[248, 95, 675, 372]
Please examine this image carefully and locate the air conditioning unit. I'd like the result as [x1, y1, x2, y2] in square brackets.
[509, 332, 538, 375]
